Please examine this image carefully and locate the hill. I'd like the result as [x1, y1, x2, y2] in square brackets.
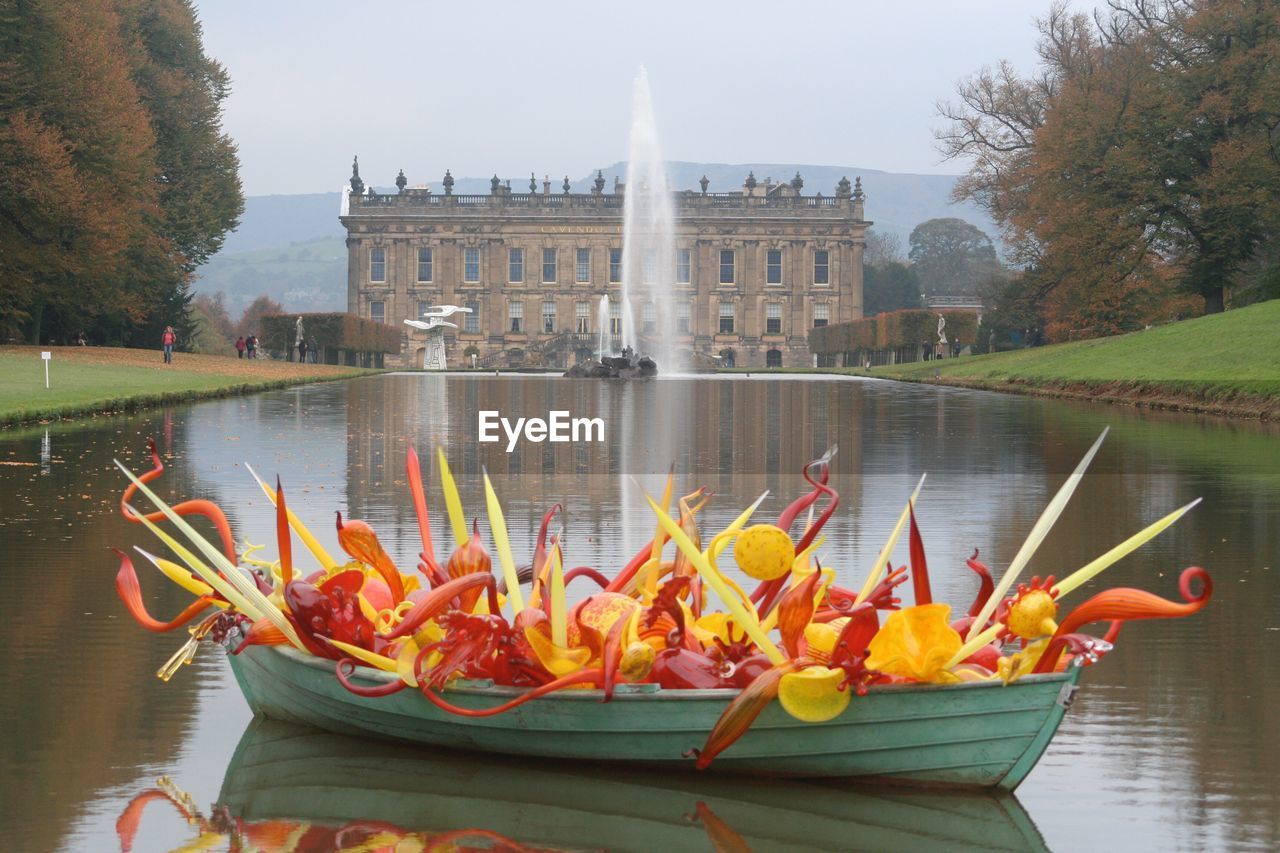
[194, 163, 994, 313]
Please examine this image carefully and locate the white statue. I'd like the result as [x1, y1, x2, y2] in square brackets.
[405, 305, 473, 370]
[936, 314, 947, 345]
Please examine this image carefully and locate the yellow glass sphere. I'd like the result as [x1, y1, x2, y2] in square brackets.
[733, 524, 796, 581]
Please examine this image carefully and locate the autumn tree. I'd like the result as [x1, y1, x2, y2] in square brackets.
[0, 0, 241, 345]
[0, 0, 160, 342]
[939, 0, 1280, 319]
[863, 228, 906, 267]
[187, 292, 235, 354]
[116, 0, 243, 346]
[236, 295, 283, 338]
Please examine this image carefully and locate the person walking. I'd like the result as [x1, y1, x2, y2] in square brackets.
[297, 337, 307, 363]
[246, 335, 257, 359]
[161, 326, 176, 364]
[235, 336, 246, 359]
[307, 340, 317, 363]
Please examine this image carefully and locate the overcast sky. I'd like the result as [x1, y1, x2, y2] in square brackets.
[196, 1, 1086, 197]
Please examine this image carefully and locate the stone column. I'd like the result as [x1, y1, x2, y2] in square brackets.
[346, 236, 360, 315]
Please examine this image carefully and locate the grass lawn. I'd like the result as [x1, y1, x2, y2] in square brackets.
[0, 345, 378, 427]
[720, 300, 1280, 418]
[877, 299, 1280, 396]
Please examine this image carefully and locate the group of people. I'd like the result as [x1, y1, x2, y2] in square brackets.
[158, 329, 316, 364]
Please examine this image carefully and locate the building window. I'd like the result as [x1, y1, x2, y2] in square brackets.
[676, 301, 691, 334]
[369, 300, 385, 324]
[417, 248, 432, 282]
[464, 300, 480, 333]
[642, 249, 657, 284]
[766, 302, 782, 335]
[609, 248, 622, 282]
[464, 247, 480, 283]
[575, 301, 590, 333]
[642, 302, 656, 333]
[718, 302, 735, 334]
[509, 248, 524, 283]
[508, 300, 524, 333]
[813, 303, 829, 328]
[719, 249, 735, 284]
[608, 298, 622, 335]
[676, 249, 691, 284]
[766, 249, 782, 285]
[542, 300, 556, 333]
[576, 248, 590, 283]
[814, 250, 829, 285]
[369, 248, 385, 282]
[766, 349, 783, 368]
[417, 301, 431, 321]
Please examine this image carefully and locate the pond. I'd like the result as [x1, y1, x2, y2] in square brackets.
[1, 373, 1276, 851]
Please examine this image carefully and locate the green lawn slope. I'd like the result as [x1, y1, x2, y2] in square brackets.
[875, 300, 1280, 418]
[0, 346, 377, 427]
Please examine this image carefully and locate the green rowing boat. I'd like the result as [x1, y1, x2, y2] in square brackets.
[227, 644, 1083, 791]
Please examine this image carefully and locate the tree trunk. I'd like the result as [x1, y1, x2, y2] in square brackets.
[1203, 286, 1225, 314]
[25, 301, 44, 345]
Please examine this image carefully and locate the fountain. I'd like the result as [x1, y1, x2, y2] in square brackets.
[565, 69, 673, 380]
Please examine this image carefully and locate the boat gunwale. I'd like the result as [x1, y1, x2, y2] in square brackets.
[251, 644, 1075, 702]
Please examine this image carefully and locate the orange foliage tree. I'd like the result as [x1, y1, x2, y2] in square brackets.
[938, 0, 1280, 330]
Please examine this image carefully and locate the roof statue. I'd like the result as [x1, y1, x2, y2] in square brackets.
[349, 156, 364, 195]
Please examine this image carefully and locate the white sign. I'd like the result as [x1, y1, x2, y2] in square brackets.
[41, 352, 50, 388]
[41, 351, 51, 360]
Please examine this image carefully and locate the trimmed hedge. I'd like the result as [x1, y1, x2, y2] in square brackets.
[260, 313, 401, 354]
[810, 309, 979, 354]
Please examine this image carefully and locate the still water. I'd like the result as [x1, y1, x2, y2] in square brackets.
[0, 374, 1276, 851]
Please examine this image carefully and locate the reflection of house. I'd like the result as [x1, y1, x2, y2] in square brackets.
[341, 163, 871, 369]
[342, 375, 863, 573]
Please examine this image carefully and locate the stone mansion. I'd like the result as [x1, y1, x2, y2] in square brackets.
[341, 161, 870, 368]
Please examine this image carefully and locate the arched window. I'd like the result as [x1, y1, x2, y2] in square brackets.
[766, 349, 782, 368]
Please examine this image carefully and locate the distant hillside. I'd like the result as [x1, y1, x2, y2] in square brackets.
[220, 193, 346, 253]
[196, 236, 347, 316]
[194, 163, 994, 313]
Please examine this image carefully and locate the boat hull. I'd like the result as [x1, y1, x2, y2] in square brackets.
[227, 645, 1080, 791]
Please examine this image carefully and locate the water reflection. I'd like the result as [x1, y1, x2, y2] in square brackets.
[0, 374, 1276, 850]
[117, 719, 1047, 853]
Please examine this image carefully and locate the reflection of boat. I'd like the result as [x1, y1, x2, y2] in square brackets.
[228, 645, 1081, 791]
[216, 717, 1049, 852]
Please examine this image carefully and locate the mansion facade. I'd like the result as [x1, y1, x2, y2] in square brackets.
[341, 162, 870, 368]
